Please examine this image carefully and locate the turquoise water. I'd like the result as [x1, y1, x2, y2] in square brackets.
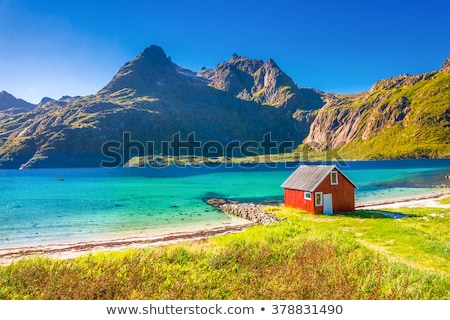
[1, 159, 449, 248]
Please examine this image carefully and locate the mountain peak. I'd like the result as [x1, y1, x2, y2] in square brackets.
[266, 58, 279, 69]
[226, 54, 264, 74]
[0, 90, 12, 97]
[229, 53, 239, 61]
[197, 53, 306, 108]
[228, 53, 250, 63]
[100, 44, 181, 95]
[141, 45, 171, 64]
[0, 91, 36, 112]
[39, 97, 54, 105]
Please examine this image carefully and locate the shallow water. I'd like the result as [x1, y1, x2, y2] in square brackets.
[0, 159, 449, 248]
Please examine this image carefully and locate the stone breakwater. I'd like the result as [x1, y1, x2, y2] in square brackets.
[205, 198, 281, 225]
[432, 175, 450, 188]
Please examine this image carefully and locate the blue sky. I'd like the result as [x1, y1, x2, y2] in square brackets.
[0, 0, 449, 103]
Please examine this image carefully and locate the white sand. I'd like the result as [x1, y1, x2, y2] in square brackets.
[0, 221, 253, 266]
[357, 193, 450, 210]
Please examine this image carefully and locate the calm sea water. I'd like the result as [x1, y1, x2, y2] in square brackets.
[1, 159, 449, 248]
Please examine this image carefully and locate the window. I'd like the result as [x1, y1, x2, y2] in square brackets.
[330, 171, 338, 185]
[304, 192, 311, 200]
[315, 192, 323, 206]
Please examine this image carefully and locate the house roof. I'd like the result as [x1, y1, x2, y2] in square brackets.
[281, 165, 357, 192]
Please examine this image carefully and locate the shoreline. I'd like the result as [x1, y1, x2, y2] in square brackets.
[1, 192, 449, 266]
[356, 192, 450, 209]
[0, 222, 253, 266]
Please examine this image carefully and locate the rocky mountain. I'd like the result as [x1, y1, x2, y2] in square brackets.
[303, 57, 450, 159]
[0, 45, 323, 169]
[0, 91, 36, 114]
[1, 45, 448, 168]
[197, 54, 324, 110]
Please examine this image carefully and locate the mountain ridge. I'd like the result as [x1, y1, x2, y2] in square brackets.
[197, 53, 319, 109]
[304, 58, 450, 159]
[0, 45, 319, 168]
[0, 45, 448, 168]
[0, 91, 36, 113]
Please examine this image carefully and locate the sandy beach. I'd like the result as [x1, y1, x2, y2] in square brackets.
[0, 221, 253, 266]
[357, 192, 450, 210]
[1, 192, 449, 266]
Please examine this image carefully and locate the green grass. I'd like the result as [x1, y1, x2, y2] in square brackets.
[285, 207, 450, 275]
[438, 196, 450, 205]
[0, 206, 449, 299]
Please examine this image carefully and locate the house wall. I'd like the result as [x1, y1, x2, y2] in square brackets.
[284, 188, 315, 213]
[283, 170, 355, 214]
[314, 171, 355, 213]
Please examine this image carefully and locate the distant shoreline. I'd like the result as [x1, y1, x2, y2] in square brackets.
[0, 155, 447, 170]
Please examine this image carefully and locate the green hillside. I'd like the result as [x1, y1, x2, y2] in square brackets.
[305, 60, 450, 159]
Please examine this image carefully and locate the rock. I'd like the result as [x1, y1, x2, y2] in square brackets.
[303, 56, 449, 156]
[304, 94, 413, 150]
[197, 54, 324, 109]
[205, 198, 237, 209]
[204, 198, 281, 225]
[0, 91, 36, 112]
[441, 57, 450, 72]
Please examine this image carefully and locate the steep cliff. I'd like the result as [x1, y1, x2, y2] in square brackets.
[304, 58, 450, 158]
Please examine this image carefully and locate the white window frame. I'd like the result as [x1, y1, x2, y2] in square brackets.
[315, 192, 323, 206]
[330, 171, 338, 185]
[304, 192, 311, 200]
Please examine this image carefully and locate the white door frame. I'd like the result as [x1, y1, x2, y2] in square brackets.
[323, 194, 333, 215]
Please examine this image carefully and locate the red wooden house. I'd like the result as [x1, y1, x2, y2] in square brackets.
[281, 165, 357, 214]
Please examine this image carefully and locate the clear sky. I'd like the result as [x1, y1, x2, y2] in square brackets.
[0, 0, 449, 103]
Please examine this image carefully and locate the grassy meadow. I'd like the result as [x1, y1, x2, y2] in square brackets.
[0, 206, 449, 300]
